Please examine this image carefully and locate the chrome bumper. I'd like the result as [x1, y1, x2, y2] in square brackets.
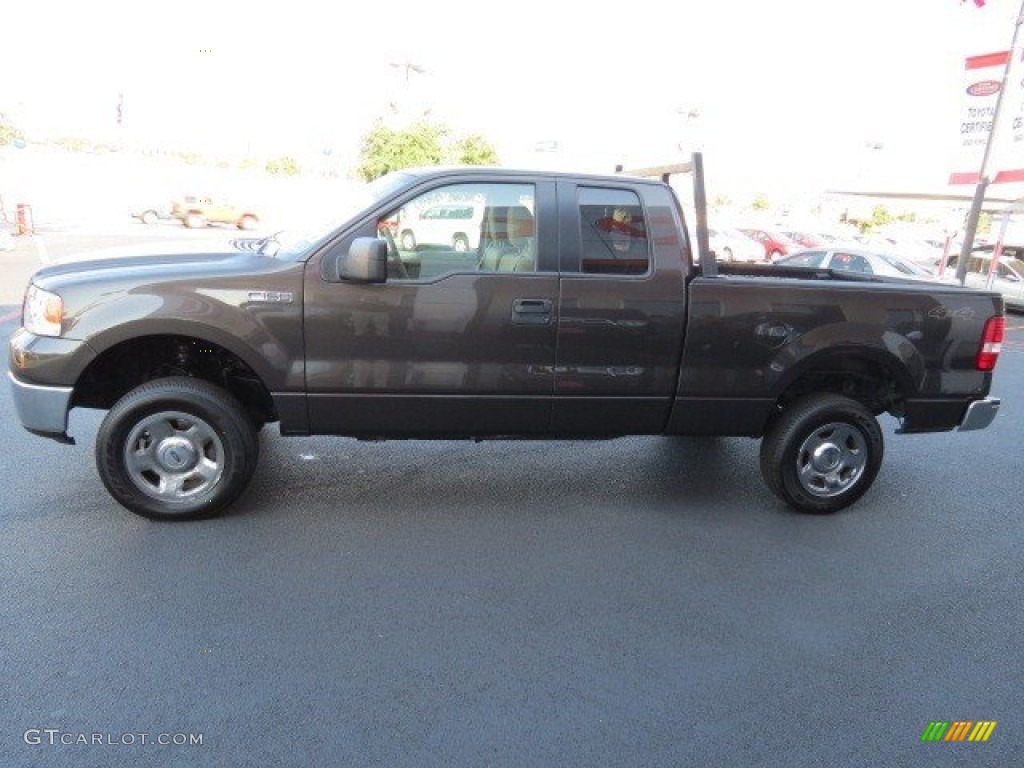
[958, 397, 1000, 432]
[7, 371, 75, 443]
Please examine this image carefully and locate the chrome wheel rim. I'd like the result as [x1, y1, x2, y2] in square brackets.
[124, 411, 225, 503]
[795, 422, 867, 498]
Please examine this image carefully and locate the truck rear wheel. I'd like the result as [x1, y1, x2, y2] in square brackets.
[760, 394, 883, 514]
[96, 377, 258, 520]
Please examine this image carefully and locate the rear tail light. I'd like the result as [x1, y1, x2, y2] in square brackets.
[977, 315, 1005, 371]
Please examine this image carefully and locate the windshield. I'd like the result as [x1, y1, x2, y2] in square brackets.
[259, 170, 421, 260]
[877, 252, 931, 276]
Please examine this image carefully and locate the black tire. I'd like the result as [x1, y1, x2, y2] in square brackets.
[140, 210, 158, 225]
[96, 377, 258, 521]
[453, 234, 469, 252]
[184, 212, 206, 229]
[759, 394, 883, 514]
[400, 230, 416, 251]
[238, 214, 258, 230]
[769, 249, 782, 262]
[722, 247, 734, 262]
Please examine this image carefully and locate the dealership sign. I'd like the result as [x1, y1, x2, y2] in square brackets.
[950, 50, 1024, 184]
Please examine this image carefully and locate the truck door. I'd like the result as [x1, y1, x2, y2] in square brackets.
[303, 177, 559, 436]
[551, 180, 689, 435]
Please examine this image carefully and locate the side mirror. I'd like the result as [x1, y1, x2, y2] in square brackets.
[328, 237, 387, 283]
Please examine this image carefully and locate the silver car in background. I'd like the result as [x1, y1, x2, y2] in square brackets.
[775, 247, 951, 282]
[708, 227, 763, 262]
[945, 251, 1024, 312]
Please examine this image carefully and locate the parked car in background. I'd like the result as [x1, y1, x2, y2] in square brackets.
[738, 228, 801, 261]
[171, 195, 260, 230]
[776, 247, 950, 282]
[781, 230, 825, 248]
[397, 201, 484, 253]
[858, 233, 946, 271]
[131, 205, 172, 225]
[944, 250, 1024, 311]
[708, 227, 763, 262]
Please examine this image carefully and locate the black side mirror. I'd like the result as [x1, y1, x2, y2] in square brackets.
[327, 237, 387, 283]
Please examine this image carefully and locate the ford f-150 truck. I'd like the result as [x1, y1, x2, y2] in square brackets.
[7, 157, 1004, 520]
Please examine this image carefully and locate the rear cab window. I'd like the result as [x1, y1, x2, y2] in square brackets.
[577, 187, 650, 276]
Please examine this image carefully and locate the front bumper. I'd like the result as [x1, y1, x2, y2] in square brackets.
[958, 396, 1000, 432]
[7, 371, 75, 443]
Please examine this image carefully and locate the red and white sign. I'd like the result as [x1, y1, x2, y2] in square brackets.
[949, 49, 1024, 184]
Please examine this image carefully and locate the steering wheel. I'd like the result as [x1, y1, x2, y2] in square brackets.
[378, 224, 409, 279]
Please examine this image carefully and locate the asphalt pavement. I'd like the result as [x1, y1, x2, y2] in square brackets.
[1, 240, 1022, 767]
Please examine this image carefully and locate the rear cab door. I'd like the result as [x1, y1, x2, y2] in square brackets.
[551, 177, 691, 434]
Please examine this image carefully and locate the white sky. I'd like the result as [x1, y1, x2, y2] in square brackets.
[1, 0, 1021, 196]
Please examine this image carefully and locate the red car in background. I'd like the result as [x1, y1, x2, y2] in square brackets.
[782, 230, 826, 248]
[739, 228, 801, 261]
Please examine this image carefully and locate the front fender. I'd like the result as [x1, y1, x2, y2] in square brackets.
[62, 286, 305, 392]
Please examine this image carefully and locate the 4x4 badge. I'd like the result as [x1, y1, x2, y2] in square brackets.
[928, 305, 976, 319]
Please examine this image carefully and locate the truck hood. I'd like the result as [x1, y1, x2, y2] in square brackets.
[32, 248, 263, 293]
[27, 245, 306, 345]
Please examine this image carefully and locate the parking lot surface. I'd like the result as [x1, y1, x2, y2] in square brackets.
[1, 232, 1022, 767]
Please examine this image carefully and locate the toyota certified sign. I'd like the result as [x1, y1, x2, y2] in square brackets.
[967, 80, 1001, 97]
[950, 50, 1024, 185]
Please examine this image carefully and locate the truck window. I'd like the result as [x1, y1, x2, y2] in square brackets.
[578, 187, 649, 275]
[384, 183, 536, 279]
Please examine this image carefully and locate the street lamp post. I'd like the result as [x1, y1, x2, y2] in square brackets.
[387, 60, 426, 124]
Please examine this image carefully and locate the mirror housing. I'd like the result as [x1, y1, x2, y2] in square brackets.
[329, 237, 387, 283]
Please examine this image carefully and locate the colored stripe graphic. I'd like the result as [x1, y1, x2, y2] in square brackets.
[969, 721, 997, 742]
[921, 720, 996, 742]
[944, 721, 973, 741]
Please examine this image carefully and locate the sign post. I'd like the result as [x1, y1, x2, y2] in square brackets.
[954, 0, 1024, 284]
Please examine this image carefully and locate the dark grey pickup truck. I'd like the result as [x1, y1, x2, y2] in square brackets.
[8, 159, 1005, 519]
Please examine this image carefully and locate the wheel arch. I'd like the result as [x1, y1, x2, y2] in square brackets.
[72, 331, 278, 424]
[772, 345, 916, 420]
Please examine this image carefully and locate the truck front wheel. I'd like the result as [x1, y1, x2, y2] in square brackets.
[96, 377, 259, 520]
[760, 394, 883, 514]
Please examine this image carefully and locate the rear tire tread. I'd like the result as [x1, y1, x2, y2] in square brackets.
[759, 393, 883, 514]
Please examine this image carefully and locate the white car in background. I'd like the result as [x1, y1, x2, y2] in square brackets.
[775, 247, 952, 282]
[708, 227, 763, 262]
[945, 251, 1024, 312]
[398, 202, 484, 253]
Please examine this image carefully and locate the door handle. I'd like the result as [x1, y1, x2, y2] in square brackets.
[512, 298, 552, 325]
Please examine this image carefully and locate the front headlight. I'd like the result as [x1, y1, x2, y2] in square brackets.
[23, 284, 64, 337]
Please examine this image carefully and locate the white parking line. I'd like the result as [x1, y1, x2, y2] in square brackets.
[35, 235, 50, 264]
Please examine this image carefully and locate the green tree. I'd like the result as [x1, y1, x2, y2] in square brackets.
[751, 194, 771, 211]
[450, 134, 499, 166]
[0, 113, 23, 146]
[266, 155, 301, 176]
[357, 120, 447, 181]
[870, 204, 893, 230]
